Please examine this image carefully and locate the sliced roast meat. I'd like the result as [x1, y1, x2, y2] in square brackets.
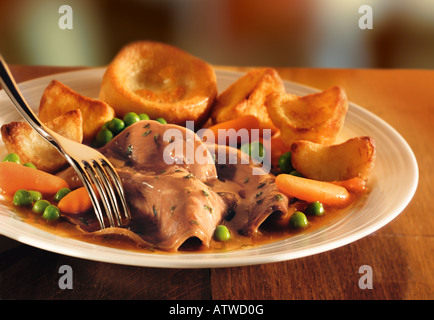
[118, 167, 236, 251]
[99, 120, 217, 182]
[98, 120, 236, 251]
[206, 144, 289, 236]
[60, 120, 290, 251]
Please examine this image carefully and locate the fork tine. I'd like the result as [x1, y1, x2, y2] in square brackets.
[100, 158, 131, 220]
[92, 159, 123, 226]
[69, 159, 107, 229]
[83, 160, 116, 228]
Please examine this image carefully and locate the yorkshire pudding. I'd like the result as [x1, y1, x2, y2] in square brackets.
[99, 41, 217, 126]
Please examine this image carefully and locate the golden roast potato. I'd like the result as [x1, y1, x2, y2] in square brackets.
[211, 68, 284, 131]
[38, 80, 115, 143]
[1, 110, 83, 173]
[291, 136, 376, 181]
[266, 86, 348, 147]
[99, 41, 217, 127]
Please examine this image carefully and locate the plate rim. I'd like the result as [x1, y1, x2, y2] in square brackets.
[0, 67, 419, 268]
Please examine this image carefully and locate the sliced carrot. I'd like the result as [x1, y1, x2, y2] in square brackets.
[205, 115, 261, 145]
[332, 177, 367, 194]
[0, 162, 69, 197]
[58, 185, 99, 214]
[275, 174, 351, 207]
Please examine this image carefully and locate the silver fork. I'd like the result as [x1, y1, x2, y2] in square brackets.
[0, 56, 130, 229]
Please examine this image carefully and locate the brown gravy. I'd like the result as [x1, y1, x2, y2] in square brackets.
[2, 195, 361, 255]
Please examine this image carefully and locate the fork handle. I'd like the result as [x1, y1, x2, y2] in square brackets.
[0, 55, 63, 153]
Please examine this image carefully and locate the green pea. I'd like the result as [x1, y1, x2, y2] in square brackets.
[32, 199, 51, 214]
[13, 189, 33, 207]
[54, 187, 71, 202]
[3, 153, 20, 164]
[289, 211, 309, 229]
[108, 118, 125, 134]
[289, 170, 303, 177]
[101, 120, 111, 130]
[23, 162, 37, 169]
[29, 190, 42, 202]
[213, 225, 231, 242]
[139, 113, 150, 120]
[155, 117, 167, 124]
[306, 201, 325, 217]
[123, 112, 140, 127]
[94, 128, 113, 147]
[278, 151, 294, 173]
[42, 205, 60, 221]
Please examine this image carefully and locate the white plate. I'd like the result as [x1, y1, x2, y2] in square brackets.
[0, 68, 418, 268]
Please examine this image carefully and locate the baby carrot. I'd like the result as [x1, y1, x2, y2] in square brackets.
[0, 162, 69, 197]
[206, 115, 260, 145]
[57, 185, 99, 214]
[207, 115, 260, 134]
[332, 177, 366, 194]
[275, 174, 350, 207]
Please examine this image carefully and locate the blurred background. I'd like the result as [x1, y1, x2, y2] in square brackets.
[0, 0, 433, 68]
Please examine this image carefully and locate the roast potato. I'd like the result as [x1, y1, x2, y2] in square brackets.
[291, 136, 376, 181]
[39, 80, 115, 142]
[266, 86, 348, 147]
[211, 68, 284, 132]
[1, 110, 83, 173]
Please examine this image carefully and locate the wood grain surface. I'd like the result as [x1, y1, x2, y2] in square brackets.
[0, 65, 432, 300]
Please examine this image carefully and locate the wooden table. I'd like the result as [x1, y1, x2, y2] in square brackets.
[0, 65, 433, 301]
